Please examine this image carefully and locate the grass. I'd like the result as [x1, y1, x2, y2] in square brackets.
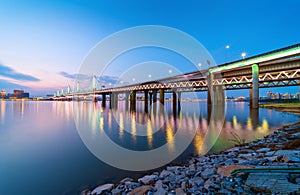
[259, 102, 300, 108]
[259, 102, 300, 114]
[228, 132, 246, 145]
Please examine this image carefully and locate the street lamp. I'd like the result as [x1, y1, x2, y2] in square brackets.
[225, 45, 230, 62]
[241, 52, 246, 59]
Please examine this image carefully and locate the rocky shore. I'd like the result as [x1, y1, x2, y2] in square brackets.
[82, 121, 300, 195]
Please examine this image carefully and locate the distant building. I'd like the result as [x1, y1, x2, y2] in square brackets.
[0, 90, 6, 97]
[282, 93, 291, 99]
[267, 91, 272, 99]
[5, 90, 29, 99]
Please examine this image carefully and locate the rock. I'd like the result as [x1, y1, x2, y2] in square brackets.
[189, 164, 195, 171]
[237, 159, 251, 165]
[111, 188, 123, 195]
[185, 169, 195, 177]
[238, 153, 255, 158]
[91, 184, 114, 195]
[167, 166, 181, 172]
[159, 170, 172, 178]
[189, 177, 204, 187]
[201, 168, 216, 180]
[223, 158, 234, 165]
[257, 148, 271, 153]
[235, 186, 244, 193]
[274, 150, 300, 156]
[265, 151, 276, 157]
[138, 175, 159, 185]
[120, 177, 134, 183]
[175, 188, 186, 194]
[265, 156, 277, 162]
[226, 147, 240, 153]
[283, 155, 300, 163]
[218, 188, 231, 194]
[147, 191, 153, 195]
[81, 189, 91, 195]
[203, 180, 220, 190]
[129, 185, 151, 195]
[180, 181, 186, 189]
[154, 182, 167, 195]
[217, 165, 253, 177]
[197, 156, 210, 163]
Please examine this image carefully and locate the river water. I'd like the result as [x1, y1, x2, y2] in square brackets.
[0, 100, 298, 194]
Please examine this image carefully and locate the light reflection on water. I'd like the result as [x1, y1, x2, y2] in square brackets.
[0, 100, 299, 194]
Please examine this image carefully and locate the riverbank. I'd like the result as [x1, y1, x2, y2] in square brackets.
[82, 120, 300, 195]
[260, 102, 300, 115]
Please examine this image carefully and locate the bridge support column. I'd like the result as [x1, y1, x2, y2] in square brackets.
[144, 90, 149, 113]
[159, 89, 164, 113]
[125, 92, 129, 111]
[109, 93, 112, 109]
[159, 89, 164, 105]
[149, 92, 153, 106]
[172, 91, 177, 116]
[178, 91, 181, 112]
[114, 93, 118, 109]
[215, 85, 225, 105]
[153, 90, 157, 113]
[207, 72, 213, 106]
[130, 91, 136, 112]
[101, 93, 106, 107]
[153, 90, 157, 103]
[92, 92, 98, 102]
[251, 64, 259, 109]
[250, 107, 259, 130]
[207, 72, 213, 122]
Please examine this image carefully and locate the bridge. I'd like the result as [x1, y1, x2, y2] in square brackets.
[52, 43, 300, 114]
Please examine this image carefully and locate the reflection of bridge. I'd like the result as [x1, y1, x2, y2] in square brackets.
[53, 43, 300, 113]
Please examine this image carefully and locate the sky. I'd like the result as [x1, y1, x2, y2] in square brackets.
[0, 0, 300, 96]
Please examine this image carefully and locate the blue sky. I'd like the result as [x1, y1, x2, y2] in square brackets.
[0, 0, 299, 96]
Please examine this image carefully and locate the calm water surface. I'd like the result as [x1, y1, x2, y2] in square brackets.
[0, 100, 298, 194]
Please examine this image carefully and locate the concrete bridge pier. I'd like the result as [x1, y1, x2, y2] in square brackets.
[125, 92, 130, 111]
[250, 64, 259, 109]
[101, 93, 106, 107]
[250, 108, 259, 130]
[172, 91, 177, 116]
[159, 89, 164, 113]
[114, 93, 118, 109]
[177, 91, 181, 112]
[109, 93, 118, 109]
[152, 90, 157, 114]
[207, 72, 213, 122]
[149, 92, 153, 106]
[144, 90, 149, 113]
[109, 93, 112, 109]
[92, 96, 98, 102]
[130, 91, 136, 112]
[159, 89, 164, 105]
[153, 90, 157, 103]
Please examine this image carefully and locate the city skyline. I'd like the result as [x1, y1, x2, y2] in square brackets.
[1, 1, 300, 96]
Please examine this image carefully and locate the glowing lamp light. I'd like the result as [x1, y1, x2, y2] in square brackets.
[241, 52, 247, 59]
